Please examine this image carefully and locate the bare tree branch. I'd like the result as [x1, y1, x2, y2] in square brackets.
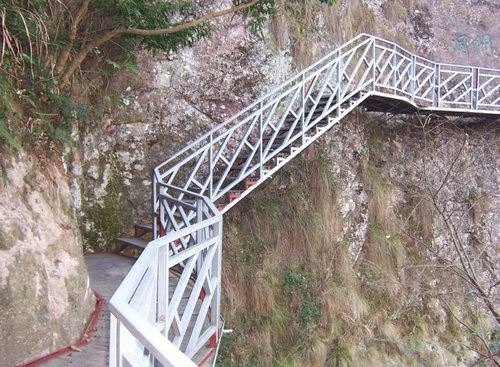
[60, 0, 263, 84]
[55, 0, 91, 75]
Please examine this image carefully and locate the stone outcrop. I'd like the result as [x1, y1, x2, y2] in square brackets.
[73, 0, 498, 250]
[0, 153, 95, 366]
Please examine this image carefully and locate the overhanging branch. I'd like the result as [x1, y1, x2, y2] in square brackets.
[60, 0, 263, 84]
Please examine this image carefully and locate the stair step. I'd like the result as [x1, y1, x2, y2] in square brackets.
[246, 178, 258, 189]
[277, 121, 327, 135]
[277, 125, 303, 134]
[215, 203, 227, 212]
[305, 94, 335, 107]
[227, 163, 252, 171]
[283, 111, 326, 125]
[228, 190, 243, 202]
[234, 153, 258, 161]
[212, 176, 238, 184]
[115, 237, 149, 250]
[267, 143, 292, 150]
[263, 133, 289, 142]
[135, 223, 152, 232]
[134, 223, 152, 237]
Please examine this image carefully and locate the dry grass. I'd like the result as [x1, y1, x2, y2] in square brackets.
[219, 123, 490, 366]
[247, 270, 276, 314]
[291, 38, 314, 70]
[0, 1, 50, 71]
[304, 335, 329, 367]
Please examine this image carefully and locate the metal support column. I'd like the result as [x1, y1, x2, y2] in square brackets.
[336, 51, 341, 116]
[392, 45, 397, 94]
[410, 54, 416, 102]
[208, 133, 213, 200]
[258, 102, 263, 178]
[472, 67, 478, 110]
[372, 38, 377, 91]
[301, 74, 306, 144]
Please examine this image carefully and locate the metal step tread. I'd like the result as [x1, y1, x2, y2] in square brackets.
[115, 237, 149, 249]
[134, 223, 152, 232]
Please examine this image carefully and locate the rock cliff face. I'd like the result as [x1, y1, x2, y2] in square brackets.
[69, 1, 498, 363]
[0, 154, 95, 366]
[73, 0, 498, 250]
[0, 0, 497, 365]
[218, 115, 499, 366]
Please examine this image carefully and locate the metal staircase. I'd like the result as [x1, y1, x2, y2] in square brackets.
[108, 33, 500, 367]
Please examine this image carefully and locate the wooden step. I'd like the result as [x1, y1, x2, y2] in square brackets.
[227, 163, 257, 171]
[233, 153, 258, 162]
[266, 143, 293, 152]
[246, 178, 258, 189]
[305, 94, 335, 106]
[277, 117, 329, 134]
[284, 110, 326, 124]
[115, 237, 148, 250]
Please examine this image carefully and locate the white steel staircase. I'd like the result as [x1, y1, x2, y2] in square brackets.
[108, 33, 500, 366]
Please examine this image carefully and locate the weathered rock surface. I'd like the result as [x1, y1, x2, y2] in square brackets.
[73, 0, 498, 250]
[0, 0, 497, 365]
[0, 154, 95, 367]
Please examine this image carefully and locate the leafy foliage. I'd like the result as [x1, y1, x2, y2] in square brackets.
[234, 0, 276, 32]
[283, 266, 323, 329]
[0, 0, 281, 151]
[98, 0, 213, 52]
[0, 0, 337, 151]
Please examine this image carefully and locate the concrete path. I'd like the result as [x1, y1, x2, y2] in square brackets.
[41, 253, 135, 367]
[40, 253, 215, 367]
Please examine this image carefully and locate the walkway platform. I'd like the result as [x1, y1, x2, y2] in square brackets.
[41, 253, 214, 367]
[361, 92, 500, 118]
[41, 253, 135, 367]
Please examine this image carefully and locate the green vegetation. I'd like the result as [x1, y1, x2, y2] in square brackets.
[0, 0, 339, 153]
[83, 169, 129, 251]
[0, 0, 269, 152]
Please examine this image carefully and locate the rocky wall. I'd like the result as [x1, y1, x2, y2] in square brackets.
[218, 113, 499, 366]
[0, 153, 95, 367]
[73, 0, 499, 250]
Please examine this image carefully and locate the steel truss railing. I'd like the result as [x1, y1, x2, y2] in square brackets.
[110, 33, 499, 366]
[109, 192, 221, 367]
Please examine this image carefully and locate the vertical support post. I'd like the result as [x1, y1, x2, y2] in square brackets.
[158, 243, 168, 338]
[472, 67, 478, 110]
[196, 199, 204, 276]
[336, 51, 341, 117]
[410, 54, 416, 102]
[109, 314, 118, 367]
[213, 216, 223, 346]
[301, 74, 305, 144]
[372, 38, 377, 91]
[258, 102, 263, 179]
[152, 173, 158, 240]
[208, 133, 213, 200]
[392, 45, 397, 94]
[436, 63, 441, 108]
[433, 63, 440, 108]
[159, 184, 166, 237]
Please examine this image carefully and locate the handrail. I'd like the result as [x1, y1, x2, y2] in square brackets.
[155, 33, 371, 171]
[110, 193, 222, 366]
[110, 33, 499, 367]
[155, 33, 499, 175]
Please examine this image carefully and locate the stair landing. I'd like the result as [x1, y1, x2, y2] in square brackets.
[39, 253, 215, 367]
